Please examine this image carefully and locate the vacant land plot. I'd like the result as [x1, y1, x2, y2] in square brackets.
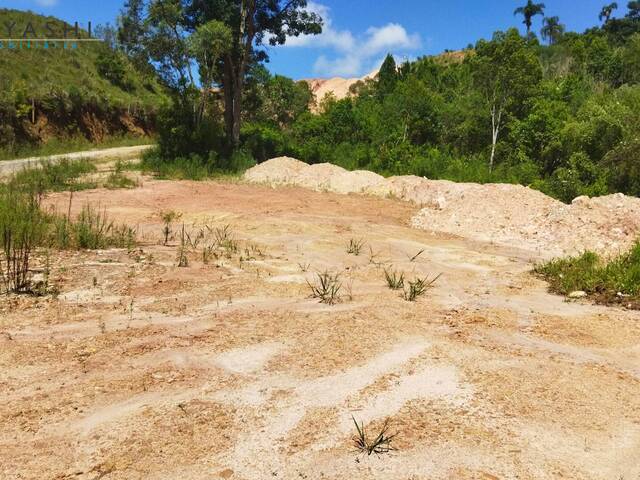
[1, 179, 639, 480]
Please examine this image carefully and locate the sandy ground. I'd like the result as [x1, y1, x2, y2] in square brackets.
[1, 179, 640, 480]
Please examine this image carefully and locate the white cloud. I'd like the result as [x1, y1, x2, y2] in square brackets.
[281, 2, 421, 77]
[35, 0, 59, 6]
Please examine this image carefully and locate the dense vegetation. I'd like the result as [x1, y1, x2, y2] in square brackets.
[0, 9, 166, 159]
[116, 1, 640, 202]
[244, 8, 640, 202]
[535, 243, 640, 306]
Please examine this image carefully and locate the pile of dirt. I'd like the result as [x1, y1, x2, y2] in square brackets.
[244, 157, 640, 257]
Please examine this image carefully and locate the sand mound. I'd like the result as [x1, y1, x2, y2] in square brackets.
[243, 156, 307, 185]
[244, 158, 640, 257]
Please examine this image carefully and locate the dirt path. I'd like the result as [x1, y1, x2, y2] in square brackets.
[1, 180, 639, 480]
[0, 144, 153, 177]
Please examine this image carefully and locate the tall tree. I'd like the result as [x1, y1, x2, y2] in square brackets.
[183, 0, 322, 148]
[599, 2, 619, 23]
[628, 0, 640, 18]
[119, 0, 322, 148]
[471, 29, 542, 171]
[514, 0, 546, 34]
[377, 53, 398, 97]
[541, 16, 565, 45]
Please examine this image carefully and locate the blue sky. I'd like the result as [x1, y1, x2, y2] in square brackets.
[1, 0, 628, 79]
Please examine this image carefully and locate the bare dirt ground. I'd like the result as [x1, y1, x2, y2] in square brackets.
[1, 179, 640, 480]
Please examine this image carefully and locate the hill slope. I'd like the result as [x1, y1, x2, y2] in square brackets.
[0, 9, 166, 157]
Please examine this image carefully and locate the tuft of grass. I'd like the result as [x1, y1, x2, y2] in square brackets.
[211, 224, 238, 257]
[307, 271, 342, 305]
[535, 242, 640, 307]
[51, 202, 136, 250]
[347, 238, 366, 256]
[352, 416, 397, 457]
[104, 160, 139, 190]
[402, 274, 441, 301]
[384, 268, 405, 290]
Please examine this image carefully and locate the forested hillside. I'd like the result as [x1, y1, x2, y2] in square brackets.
[123, 0, 640, 202]
[240, 5, 640, 202]
[0, 9, 166, 158]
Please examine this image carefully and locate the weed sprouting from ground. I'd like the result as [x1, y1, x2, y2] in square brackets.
[347, 238, 366, 256]
[402, 274, 441, 301]
[210, 224, 239, 257]
[159, 210, 182, 246]
[298, 262, 310, 272]
[352, 416, 397, 457]
[307, 271, 342, 305]
[384, 269, 405, 290]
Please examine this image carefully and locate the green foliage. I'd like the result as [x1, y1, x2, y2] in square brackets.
[514, 0, 546, 33]
[10, 158, 97, 193]
[0, 9, 164, 156]
[535, 241, 640, 305]
[377, 54, 398, 97]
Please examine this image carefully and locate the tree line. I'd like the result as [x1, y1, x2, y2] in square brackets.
[115, 1, 640, 201]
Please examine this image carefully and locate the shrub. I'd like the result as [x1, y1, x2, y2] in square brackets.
[0, 187, 47, 294]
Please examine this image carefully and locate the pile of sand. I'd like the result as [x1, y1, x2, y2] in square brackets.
[244, 157, 640, 257]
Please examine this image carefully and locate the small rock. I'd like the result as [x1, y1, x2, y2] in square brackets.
[568, 291, 588, 299]
[219, 469, 234, 479]
[572, 196, 590, 205]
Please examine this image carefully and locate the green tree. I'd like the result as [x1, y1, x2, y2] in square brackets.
[628, 1, 640, 18]
[119, 0, 322, 149]
[541, 16, 565, 45]
[470, 29, 542, 171]
[377, 54, 398, 97]
[183, 0, 322, 147]
[599, 2, 619, 23]
[514, 0, 546, 34]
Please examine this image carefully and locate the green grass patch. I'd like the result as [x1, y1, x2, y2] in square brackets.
[10, 158, 98, 192]
[534, 243, 640, 308]
[139, 148, 254, 181]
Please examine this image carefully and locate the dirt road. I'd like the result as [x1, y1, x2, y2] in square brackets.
[0, 144, 153, 177]
[1, 180, 639, 479]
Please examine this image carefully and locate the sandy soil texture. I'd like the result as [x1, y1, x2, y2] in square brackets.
[245, 157, 640, 257]
[1, 179, 639, 480]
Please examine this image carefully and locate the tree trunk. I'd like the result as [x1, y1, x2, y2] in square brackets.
[231, 78, 242, 147]
[222, 58, 235, 144]
[489, 103, 503, 173]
